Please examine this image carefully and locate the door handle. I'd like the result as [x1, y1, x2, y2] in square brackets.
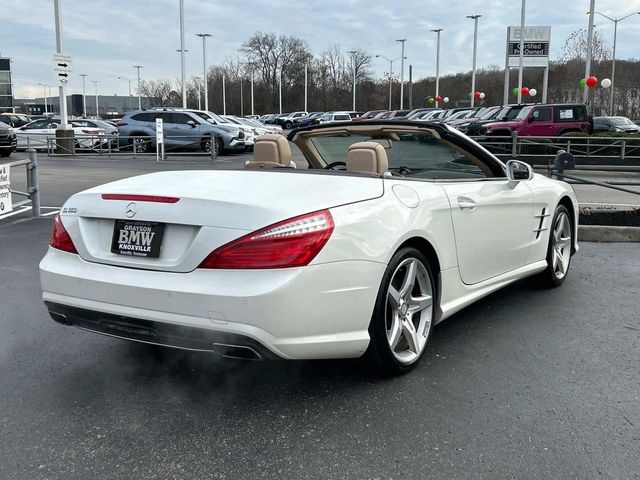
[457, 197, 476, 211]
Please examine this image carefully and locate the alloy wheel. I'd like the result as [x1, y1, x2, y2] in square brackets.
[385, 258, 433, 364]
[551, 211, 572, 279]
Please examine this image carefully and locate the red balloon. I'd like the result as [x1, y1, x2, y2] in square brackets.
[586, 76, 598, 88]
[521, 87, 529, 95]
[435, 95, 442, 102]
[474, 91, 481, 99]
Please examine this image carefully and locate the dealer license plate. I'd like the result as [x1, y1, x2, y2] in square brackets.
[111, 220, 164, 258]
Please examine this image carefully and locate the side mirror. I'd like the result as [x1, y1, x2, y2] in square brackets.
[506, 159, 533, 181]
[187, 120, 196, 128]
[206, 118, 215, 124]
[527, 116, 535, 123]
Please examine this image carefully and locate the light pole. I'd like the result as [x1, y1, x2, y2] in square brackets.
[53, 0, 68, 128]
[133, 65, 143, 109]
[251, 73, 255, 116]
[79, 74, 87, 117]
[375, 55, 401, 110]
[278, 68, 283, 114]
[240, 77, 244, 116]
[396, 39, 406, 109]
[196, 77, 202, 110]
[467, 15, 482, 107]
[517, 0, 526, 104]
[304, 64, 308, 113]
[431, 29, 443, 108]
[179, 0, 186, 108]
[196, 33, 212, 111]
[92, 80, 99, 117]
[589, 10, 640, 114]
[39, 83, 49, 115]
[118, 77, 133, 111]
[222, 75, 226, 115]
[349, 50, 357, 111]
[584, 0, 596, 103]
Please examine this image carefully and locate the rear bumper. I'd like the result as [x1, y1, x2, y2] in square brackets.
[40, 248, 384, 360]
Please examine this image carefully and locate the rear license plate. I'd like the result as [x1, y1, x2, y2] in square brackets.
[111, 220, 164, 258]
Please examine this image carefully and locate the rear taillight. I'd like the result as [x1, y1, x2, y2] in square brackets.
[198, 210, 334, 269]
[81, 129, 96, 134]
[50, 215, 78, 254]
[116, 121, 128, 127]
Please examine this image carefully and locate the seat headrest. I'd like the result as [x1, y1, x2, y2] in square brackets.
[249, 134, 292, 168]
[346, 141, 389, 175]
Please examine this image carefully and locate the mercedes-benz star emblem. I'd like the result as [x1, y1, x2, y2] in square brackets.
[125, 202, 137, 218]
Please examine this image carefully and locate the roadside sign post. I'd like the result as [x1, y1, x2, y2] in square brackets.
[155, 118, 164, 162]
[503, 26, 551, 104]
[0, 164, 12, 215]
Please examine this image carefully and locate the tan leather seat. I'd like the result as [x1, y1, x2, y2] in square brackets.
[245, 134, 295, 169]
[346, 141, 389, 175]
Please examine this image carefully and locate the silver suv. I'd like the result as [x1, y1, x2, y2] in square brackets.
[117, 109, 245, 154]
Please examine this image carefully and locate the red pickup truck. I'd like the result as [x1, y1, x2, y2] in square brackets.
[480, 103, 592, 137]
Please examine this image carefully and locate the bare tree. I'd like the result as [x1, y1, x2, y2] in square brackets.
[139, 79, 175, 106]
[560, 27, 610, 63]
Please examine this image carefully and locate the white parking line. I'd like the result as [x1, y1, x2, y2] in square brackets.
[0, 206, 32, 220]
[41, 210, 60, 217]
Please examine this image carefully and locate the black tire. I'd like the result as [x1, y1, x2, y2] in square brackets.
[216, 137, 226, 156]
[284, 121, 293, 129]
[201, 136, 214, 153]
[364, 247, 436, 376]
[130, 134, 150, 153]
[529, 204, 573, 288]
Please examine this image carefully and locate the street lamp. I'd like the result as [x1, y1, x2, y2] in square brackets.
[196, 33, 212, 111]
[133, 65, 143, 109]
[92, 80, 99, 117]
[375, 55, 402, 110]
[466, 15, 482, 107]
[587, 10, 640, 114]
[348, 50, 357, 111]
[517, 1, 526, 104]
[79, 74, 87, 117]
[396, 39, 406, 109]
[118, 76, 134, 111]
[431, 29, 443, 108]
[38, 83, 49, 115]
[179, 0, 186, 108]
[584, 0, 596, 103]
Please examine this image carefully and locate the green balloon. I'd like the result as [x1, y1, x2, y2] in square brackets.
[428, 97, 435, 104]
[580, 78, 586, 88]
[512, 87, 519, 96]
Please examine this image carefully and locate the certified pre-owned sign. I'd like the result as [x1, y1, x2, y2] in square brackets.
[0, 164, 12, 215]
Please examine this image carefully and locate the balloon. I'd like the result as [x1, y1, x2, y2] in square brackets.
[521, 87, 529, 95]
[586, 76, 598, 88]
[435, 95, 442, 102]
[474, 91, 481, 99]
[479, 92, 486, 99]
[529, 88, 537, 97]
[512, 87, 519, 96]
[579, 78, 586, 88]
[443, 97, 449, 103]
[601, 78, 612, 88]
[428, 97, 435, 104]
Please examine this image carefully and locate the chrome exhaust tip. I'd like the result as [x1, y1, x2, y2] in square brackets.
[212, 343, 262, 361]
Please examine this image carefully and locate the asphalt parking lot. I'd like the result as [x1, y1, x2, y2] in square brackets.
[1, 152, 639, 479]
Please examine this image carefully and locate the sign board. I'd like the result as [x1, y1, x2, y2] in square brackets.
[0, 164, 12, 215]
[506, 26, 551, 68]
[53, 53, 73, 86]
[155, 118, 164, 144]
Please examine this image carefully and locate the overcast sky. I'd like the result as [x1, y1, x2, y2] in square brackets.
[3, 0, 640, 99]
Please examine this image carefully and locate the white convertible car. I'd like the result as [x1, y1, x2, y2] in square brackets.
[40, 121, 578, 375]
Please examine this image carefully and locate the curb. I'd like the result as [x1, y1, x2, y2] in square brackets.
[578, 225, 640, 242]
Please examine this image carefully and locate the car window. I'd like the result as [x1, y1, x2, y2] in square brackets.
[309, 132, 493, 179]
[611, 117, 633, 126]
[172, 113, 194, 124]
[24, 120, 50, 130]
[515, 106, 534, 120]
[532, 108, 552, 122]
[335, 115, 351, 121]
